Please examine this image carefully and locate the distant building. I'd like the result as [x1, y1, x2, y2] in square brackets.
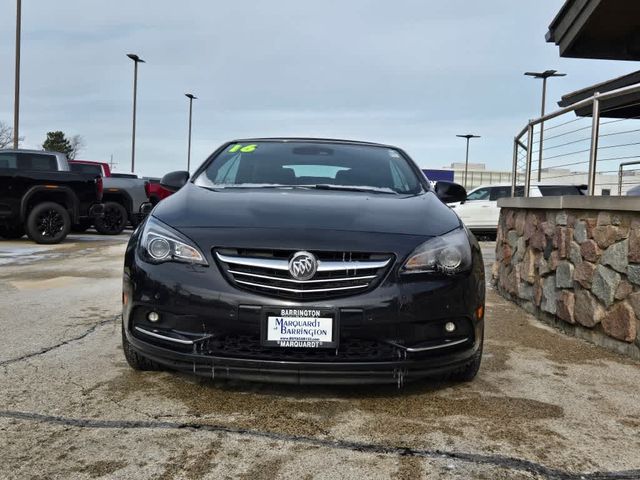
[423, 162, 637, 195]
[424, 163, 522, 190]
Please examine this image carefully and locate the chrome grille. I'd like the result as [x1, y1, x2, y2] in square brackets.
[214, 248, 393, 299]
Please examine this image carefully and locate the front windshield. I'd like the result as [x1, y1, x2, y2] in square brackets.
[194, 141, 424, 195]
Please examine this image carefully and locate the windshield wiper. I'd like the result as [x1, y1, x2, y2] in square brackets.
[200, 184, 399, 194]
[311, 184, 397, 194]
[201, 184, 309, 190]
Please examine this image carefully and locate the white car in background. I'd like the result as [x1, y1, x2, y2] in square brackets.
[626, 185, 640, 196]
[450, 183, 586, 235]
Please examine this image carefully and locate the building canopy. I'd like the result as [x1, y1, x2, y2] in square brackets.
[558, 71, 640, 118]
[547, 0, 640, 61]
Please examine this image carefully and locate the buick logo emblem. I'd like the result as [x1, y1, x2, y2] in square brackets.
[288, 251, 318, 281]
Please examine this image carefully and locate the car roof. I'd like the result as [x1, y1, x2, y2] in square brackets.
[0, 148, 64, 156]
[228, 137, 400, 149]
[70, 159, 108, 164]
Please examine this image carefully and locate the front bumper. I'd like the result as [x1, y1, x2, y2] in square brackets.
[125, 328, 482, 385]
[123, 239, 485, 385]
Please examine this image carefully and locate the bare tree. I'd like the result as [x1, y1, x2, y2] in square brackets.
[69, 134, 85, 160]
[0, 121, 21, 148]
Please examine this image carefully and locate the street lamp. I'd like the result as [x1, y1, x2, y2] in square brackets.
[185, 93, 197, 172]
[525, 70, 566, 181]
[456, 134, 481, 189]
[13, 0, 22, 149]
[127, 53, 145, 173]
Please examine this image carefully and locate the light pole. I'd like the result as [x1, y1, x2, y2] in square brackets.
[185, 93, 197, 172]
[525, 70, 566, 181]
[127, 53, 145, 173]
[456, 134, 481, 189]
[13, 0, 22, 149]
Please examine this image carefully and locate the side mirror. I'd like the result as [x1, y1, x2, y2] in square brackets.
[160, 171, 189, 192]
[434, 181, 467, 204]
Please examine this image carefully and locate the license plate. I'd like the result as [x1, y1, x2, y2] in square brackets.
[261, 308, 338, 348]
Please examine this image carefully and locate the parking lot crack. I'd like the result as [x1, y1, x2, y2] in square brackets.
[0, 315, 118, 368]
[0, 410, 638, 480]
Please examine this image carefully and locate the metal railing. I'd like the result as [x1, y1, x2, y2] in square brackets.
[511, 83, 640, 197]
[618, 161, 640, 195]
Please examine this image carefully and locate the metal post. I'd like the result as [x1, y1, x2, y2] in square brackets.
[463, 137, 470, 189]
[187, 98, 193, 171]
[525, 70, 566, 182]
[131, 61, 138, 173]
[126, 54, 144, 173]
[511, 138, 518, 197]
[13, 0, 21, 149]
[456, 134, 480, 189]
[524, 123, 534, 198]
[587, 93, 601, 196]
[618, 164, 623, 196]
[185, 93, 197, 172]
[537, 77, 547, 182]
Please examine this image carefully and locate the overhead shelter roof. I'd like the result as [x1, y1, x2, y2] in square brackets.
[546, 0, 640, 61]
[558, 71, 640, 118]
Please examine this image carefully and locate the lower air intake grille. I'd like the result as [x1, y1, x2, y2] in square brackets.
[204, 335, 399, 362]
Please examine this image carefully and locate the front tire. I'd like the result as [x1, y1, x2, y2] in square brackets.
[94, 202, 127, 235]
[26, 202, 71, 244]
[122, 324, 161, 371]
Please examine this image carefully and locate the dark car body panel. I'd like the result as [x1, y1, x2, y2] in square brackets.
[153, 184, 461, 236]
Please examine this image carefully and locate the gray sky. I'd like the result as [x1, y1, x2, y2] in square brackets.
[0, 1, 633, 177]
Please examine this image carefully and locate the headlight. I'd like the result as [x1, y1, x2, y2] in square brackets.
[139, 216, 207, 265]
[401, 228, 471, 275]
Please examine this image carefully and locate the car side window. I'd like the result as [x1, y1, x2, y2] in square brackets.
[29, 154, 58, 171]
[70, 163, 102, 175]
[14, 153, 58, 171]
[538, 185, 583, 196]
[465, 188, 490, 201]
[0, 153, 18, 169]
[489, 186, 512, 201]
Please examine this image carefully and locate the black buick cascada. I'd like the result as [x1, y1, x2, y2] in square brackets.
[122, 138, 485, 385]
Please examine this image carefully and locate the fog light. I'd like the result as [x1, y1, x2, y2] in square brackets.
[147, 311, 160, 322]
[444, 321, 456, 333]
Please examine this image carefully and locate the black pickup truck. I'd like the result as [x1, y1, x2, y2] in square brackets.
[0, 149, 104, 244]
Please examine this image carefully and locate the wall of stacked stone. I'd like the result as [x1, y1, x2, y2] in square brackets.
[493, 207, 640, 359]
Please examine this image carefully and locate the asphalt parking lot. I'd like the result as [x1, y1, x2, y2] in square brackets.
[1, 236, 640, 480]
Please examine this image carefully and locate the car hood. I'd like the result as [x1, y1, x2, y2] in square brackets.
[152, 184, 461, 236]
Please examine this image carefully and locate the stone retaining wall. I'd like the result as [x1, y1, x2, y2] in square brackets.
[493, 198, 640, 359]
